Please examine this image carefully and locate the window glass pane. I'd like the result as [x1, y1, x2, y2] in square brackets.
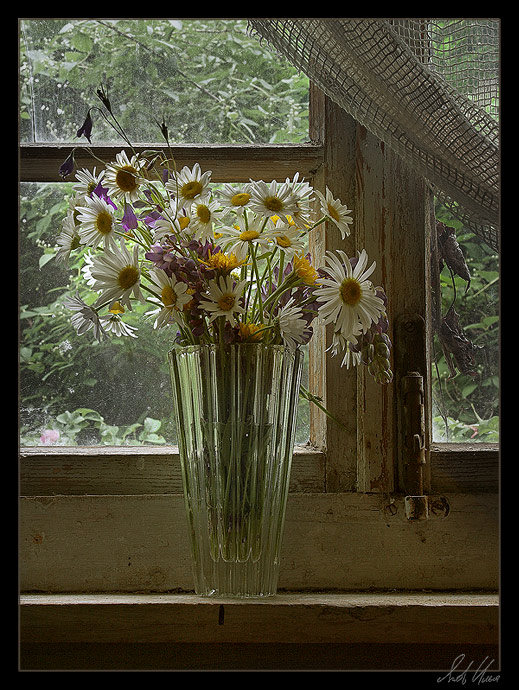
[431, 202, 499, 443]
[20, 18, 309, 145]
[19, 183, 310, 447]
[19, 183, 176, 446]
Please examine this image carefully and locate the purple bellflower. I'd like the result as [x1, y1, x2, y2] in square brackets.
[76, 111, 93, 143]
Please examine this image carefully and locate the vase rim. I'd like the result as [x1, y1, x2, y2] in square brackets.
[168, 342, 301, 356]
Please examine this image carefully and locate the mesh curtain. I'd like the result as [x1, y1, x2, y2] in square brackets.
[248, 18, 500, 252]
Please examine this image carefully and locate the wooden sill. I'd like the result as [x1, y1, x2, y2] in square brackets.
[20, 591, 499, 645]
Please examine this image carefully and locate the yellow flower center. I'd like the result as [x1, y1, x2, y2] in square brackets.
[70, 236, 81, 250]
[239, 230, 260, 242]
[87, 181, 97, 195]
[328, 203, 341, 223]
[340, 278, 362, 305]
[218, 294, 236, 311]
[196, 204, 211, 224]
[181, 180, 203, 199]
[115, 165, 139, 193]
[263, 196, 283, 213]
[117, 265, 139, 291]
[161, 285, 177, 307]
[231, 192, 250, 207]
[293, 253, 319, 286]
[276, 235, 292, 248]
[95, 210, 113, 235]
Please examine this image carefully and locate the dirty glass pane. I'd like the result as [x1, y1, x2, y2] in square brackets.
[431, 202, 499, 443]
[19, 183, 310, 447]
[19, 18, 309, 145]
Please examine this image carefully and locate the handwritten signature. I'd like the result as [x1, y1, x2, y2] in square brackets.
[437, 654, 500, 684]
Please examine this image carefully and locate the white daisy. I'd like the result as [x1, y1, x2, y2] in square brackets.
[217, 215, 271, 261]
[285, 173, 313, 202]
[266, 222, 307, 258]
[248, 179, 297, 221]
[315, 249, 386, 339]
[288, 201, 316, 230]
[327, 329, 362, 369]
[76, 194, 120, 251]
[148, 268, 192, 329]
[73, 167, 105, 197]
[152, 207, 191, 242]
[104, 150, 144, 203]
[99, 303, 138, 338]
[166, 163, 212, 207]
[277, 300, 308, 350]
[218, 183, 252, 215]
[55, 210, 81, 265]
[199, 275, 247, 327]
[189, 197, 223, 243]
[314, 187, 353, 239]
[84, 241, 144, 311]
[63, 294, 106, 342]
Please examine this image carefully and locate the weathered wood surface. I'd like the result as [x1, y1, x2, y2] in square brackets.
[19, 492, 499, 592]
[19, 445, 326, 495]
[19, 142, 324, 183]
[308, 88, 359, 492]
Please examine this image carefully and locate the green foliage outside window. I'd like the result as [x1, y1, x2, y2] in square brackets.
[20, 18, 309, 145]
[431, 202, 499, 442]
[19, 19, 498, 446]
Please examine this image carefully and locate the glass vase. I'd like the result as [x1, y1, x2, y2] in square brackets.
[168, 343, 303, 598]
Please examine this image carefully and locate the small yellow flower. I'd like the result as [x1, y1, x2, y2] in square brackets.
[199, 249, 247, 275]
[293, 253, 319, 286]
[109, 301, 125, 315]
[272, 214, 296, 227]
[238, 322, 264, 342]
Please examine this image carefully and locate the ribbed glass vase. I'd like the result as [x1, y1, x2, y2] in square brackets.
[168, 343, 303, 598]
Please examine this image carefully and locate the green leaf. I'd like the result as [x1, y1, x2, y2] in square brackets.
[39, 252, 56, 269]
[143, 417, 161, 433]
[461, 383, 478, 398]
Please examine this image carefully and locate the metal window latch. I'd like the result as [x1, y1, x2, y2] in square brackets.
[401, 371, 450, 520]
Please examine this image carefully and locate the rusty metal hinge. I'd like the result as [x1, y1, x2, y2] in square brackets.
[402, 371, 426, 495]
[401, 371, 450, 520]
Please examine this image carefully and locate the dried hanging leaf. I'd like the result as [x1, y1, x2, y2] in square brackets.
[439, 306, 479, 377]
[437, 222, 471, 290]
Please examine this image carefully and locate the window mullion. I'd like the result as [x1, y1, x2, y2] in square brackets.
[354, 125, 433, 495]
[308, 88, 359, 492]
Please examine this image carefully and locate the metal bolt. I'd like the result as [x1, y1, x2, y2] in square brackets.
[430, 496, 450, 518]
[384, 502, 398, 517]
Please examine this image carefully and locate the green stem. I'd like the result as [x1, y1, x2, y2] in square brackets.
[299, 384, 348, 430]
[251, 244, 264, 322]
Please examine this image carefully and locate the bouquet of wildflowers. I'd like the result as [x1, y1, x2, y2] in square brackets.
[57, 96, 393, 389]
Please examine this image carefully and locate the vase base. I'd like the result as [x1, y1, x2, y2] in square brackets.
[191, 556, 281, 599]
[195, 589, 277, 599]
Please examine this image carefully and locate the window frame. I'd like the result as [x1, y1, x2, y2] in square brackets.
[19, 82, 499, 593]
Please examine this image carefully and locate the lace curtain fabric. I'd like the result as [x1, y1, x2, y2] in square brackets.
[248, 18, 499, 251]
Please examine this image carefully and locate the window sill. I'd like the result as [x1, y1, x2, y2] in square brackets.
[20, 591, 498, 645]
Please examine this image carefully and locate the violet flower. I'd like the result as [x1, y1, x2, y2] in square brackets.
[59, 151, 75, 179]
[92, 182, 117, 209]
[76, 111, 93, 143]
[122, 203, 138, 232]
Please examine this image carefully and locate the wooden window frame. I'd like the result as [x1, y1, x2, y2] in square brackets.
[19, 86, 499, 595]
